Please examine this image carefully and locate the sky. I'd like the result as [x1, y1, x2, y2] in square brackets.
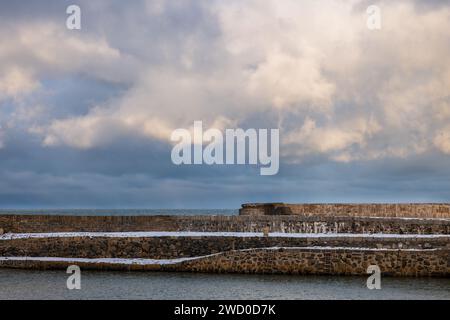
[0, 0, 450, 209]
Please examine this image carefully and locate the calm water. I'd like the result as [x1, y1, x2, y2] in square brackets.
[0, 209, 238, 216]
[0, 269, 448, 300]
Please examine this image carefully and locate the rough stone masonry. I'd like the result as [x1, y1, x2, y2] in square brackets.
[0, 203, 449, 276]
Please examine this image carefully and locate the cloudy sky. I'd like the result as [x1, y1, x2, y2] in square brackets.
[0, 0, 449, 209]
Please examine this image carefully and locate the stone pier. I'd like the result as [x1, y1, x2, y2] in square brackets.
[0, 203, 449, 277]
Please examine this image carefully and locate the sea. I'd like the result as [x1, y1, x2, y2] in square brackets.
[0, 269, 448, 300]
[0, 209, 238, 216]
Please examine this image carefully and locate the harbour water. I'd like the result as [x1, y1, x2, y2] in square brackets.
[0, 269, 448, 300]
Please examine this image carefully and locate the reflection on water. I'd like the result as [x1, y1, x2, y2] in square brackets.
[0, 269, 448, 300]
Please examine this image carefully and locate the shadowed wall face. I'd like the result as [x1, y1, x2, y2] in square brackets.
[1, 215, 449, 234]
[1, 235, 449, 259]
[239, 203, 450, 218]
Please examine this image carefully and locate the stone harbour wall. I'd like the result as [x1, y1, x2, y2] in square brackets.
[171, 248, 450, 277]
[239, 203, 450, 219]
[0, 259, 163, 272]
[1, 248, 448, 277]
[0, 235, 448, 259]
[0, 214, 449, 234]
[0, 212, 448, 277]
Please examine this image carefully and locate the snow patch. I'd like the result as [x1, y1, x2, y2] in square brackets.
[0, 231, 448, 241]
[0, 246, 440, 267]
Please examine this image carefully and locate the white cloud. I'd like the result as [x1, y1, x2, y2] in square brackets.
[2, 0, 450, 164]
[0, 22, 137, 87]
[0, 67, 39, 101]
[247, 50, 335, 110]
[284, 116, 381, 161]
[434, 127, 450, 154]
